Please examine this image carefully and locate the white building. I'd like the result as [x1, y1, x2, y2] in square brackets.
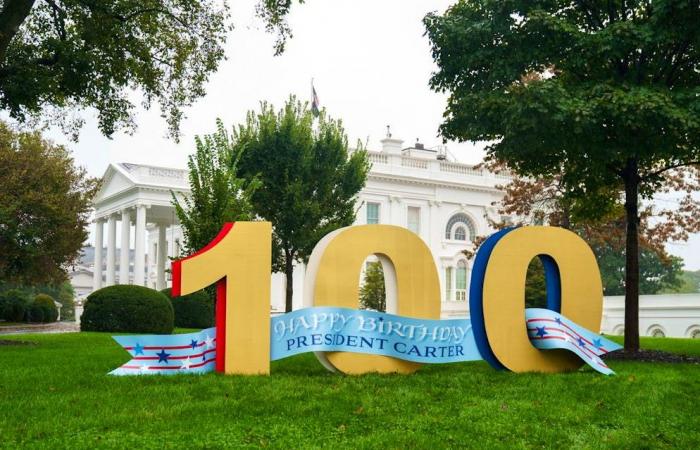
[87, 136, 700, 336]
[90, 137, 506, 316]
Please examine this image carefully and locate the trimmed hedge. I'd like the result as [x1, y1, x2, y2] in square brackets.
[161, 288, 214, 328]
[33, 294, 59, 323]
[81, 285, 174, 334]
[0, 290, 29, 322]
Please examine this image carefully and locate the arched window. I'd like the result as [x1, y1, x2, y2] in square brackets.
[691, 329, 700, 339]
[455, 260, 467, 301]
[445, 213, 476, 241]
[651, 329, 665, 338]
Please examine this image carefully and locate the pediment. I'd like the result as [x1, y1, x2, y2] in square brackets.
[93, 165, 136, 203]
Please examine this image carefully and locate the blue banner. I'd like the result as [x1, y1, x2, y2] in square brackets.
[270, 307, 621, 375]
[110, 327, 216, 376]
[270, 307, 482, 363]
[111, 309, 621, 376]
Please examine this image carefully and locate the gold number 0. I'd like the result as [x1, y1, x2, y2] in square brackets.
[172, 222, 272, 375]
[304, 225, 441, 374]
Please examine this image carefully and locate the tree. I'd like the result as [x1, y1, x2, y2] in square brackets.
[0, 121, 97, 285]
[0, 0, 230, 139]
[0, 1, 302, 140]
[425, 2, 700, 351]
[173, 119, 258, 256]
[491, 169, 688, 296]
[234, 97, 370, 312]
[359, 261, 386, 312]
[255, 0, 306, 55]
[593, 239, 683, 295]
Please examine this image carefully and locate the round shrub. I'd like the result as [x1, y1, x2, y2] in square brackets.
[26, 302, 45, 323]
[81, 285, 174, 334]
[161, 288, 214, 328]
[0, 290, 29, 322]
[33, 294, 59, 323]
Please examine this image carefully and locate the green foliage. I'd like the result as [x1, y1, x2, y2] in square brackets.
[173, 119, 258, 255]
[161, 288, 214, 328]
[0, 289, 29, 322]
[0, 0, 230, 139]
[594, 244, 684, 296]
[359, 262, 386, 312]
[25, 301, 44, 323]
[425, 1, 700, 351]
[234, 96, 370, 311]
[0, 121, 97, 285]
[1, 332, 700, 448]
[255, 0, 305, 55]
[662, 270, 700, 294]
[0, 281, 75, 321]
[81, 285, 174, 334]
[525, 258, 547, 308]
[32, 293, 58, 323]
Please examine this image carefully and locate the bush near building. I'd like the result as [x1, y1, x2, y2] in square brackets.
[32, 294, 59, 323]
[161, 288, 214, 329]
[81, 286, 174, 334]
[0, 289, 30, 322]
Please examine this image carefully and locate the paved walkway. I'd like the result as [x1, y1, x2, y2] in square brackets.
[0, 322, 80, 335]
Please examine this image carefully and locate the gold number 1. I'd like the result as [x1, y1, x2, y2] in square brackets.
[172, 222, 272, 375]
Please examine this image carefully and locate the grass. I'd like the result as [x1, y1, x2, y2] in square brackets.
[0, 332, 699, 449]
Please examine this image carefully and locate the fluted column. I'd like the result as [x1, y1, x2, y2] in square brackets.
[134, 205, 147, 286]
[105, 214, 117, 286]
[156, 223, 167, 290]
[119, 209, 131, 284]
[93, 218, 104, 291]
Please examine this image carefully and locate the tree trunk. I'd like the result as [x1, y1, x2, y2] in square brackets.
[622, 158, 640, 352]
[0, 0, 35, 64]
[284, 248, 294, 313]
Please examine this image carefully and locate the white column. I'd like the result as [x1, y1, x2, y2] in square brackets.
[119, 209, 131, 284]
[93, 219, 104, 291]
[156, 223, 167, 290]
[134, 205, 147, 286]
[105, 214, 117, 286]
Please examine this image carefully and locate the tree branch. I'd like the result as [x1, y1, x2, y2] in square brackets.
[0, 0, 36, 64]
[642, 161, 700, 180]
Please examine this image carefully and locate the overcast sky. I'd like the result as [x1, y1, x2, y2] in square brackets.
[37, 0, 700, 270]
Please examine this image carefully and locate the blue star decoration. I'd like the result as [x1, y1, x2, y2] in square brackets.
[593, 338, 603, 350]
[190, 339, 198, 350]
[157, 349, 171, 363]
[535, 326, 548, 337]
[554, 317, 562, 325]
[577, 337, 586, 348]
[133, 343, 144, 355]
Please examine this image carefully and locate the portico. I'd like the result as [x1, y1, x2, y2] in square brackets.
[91, 163, 189, 291]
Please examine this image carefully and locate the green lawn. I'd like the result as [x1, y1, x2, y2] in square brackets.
[1, 332, 698, 449]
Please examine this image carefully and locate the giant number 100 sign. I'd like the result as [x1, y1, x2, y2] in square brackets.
[170, 223, 609, 376]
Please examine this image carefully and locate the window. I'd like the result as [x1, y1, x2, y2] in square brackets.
[366, 202, 380, 224]
[407, 206, 420, 234]
[445, 213, 476, 241]
[651, 329, 665, 338]
[692, 329, 700, 339]
[455, 260, 467, 301]
[445, 267, 453, 301]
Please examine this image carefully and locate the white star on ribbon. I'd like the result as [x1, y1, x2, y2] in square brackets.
[139, 365, 150, 374]
[204, 335, 215, 349]
[181, 357, 192, 370]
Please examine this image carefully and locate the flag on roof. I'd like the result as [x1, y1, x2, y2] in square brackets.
[311, 80, 320, 117]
